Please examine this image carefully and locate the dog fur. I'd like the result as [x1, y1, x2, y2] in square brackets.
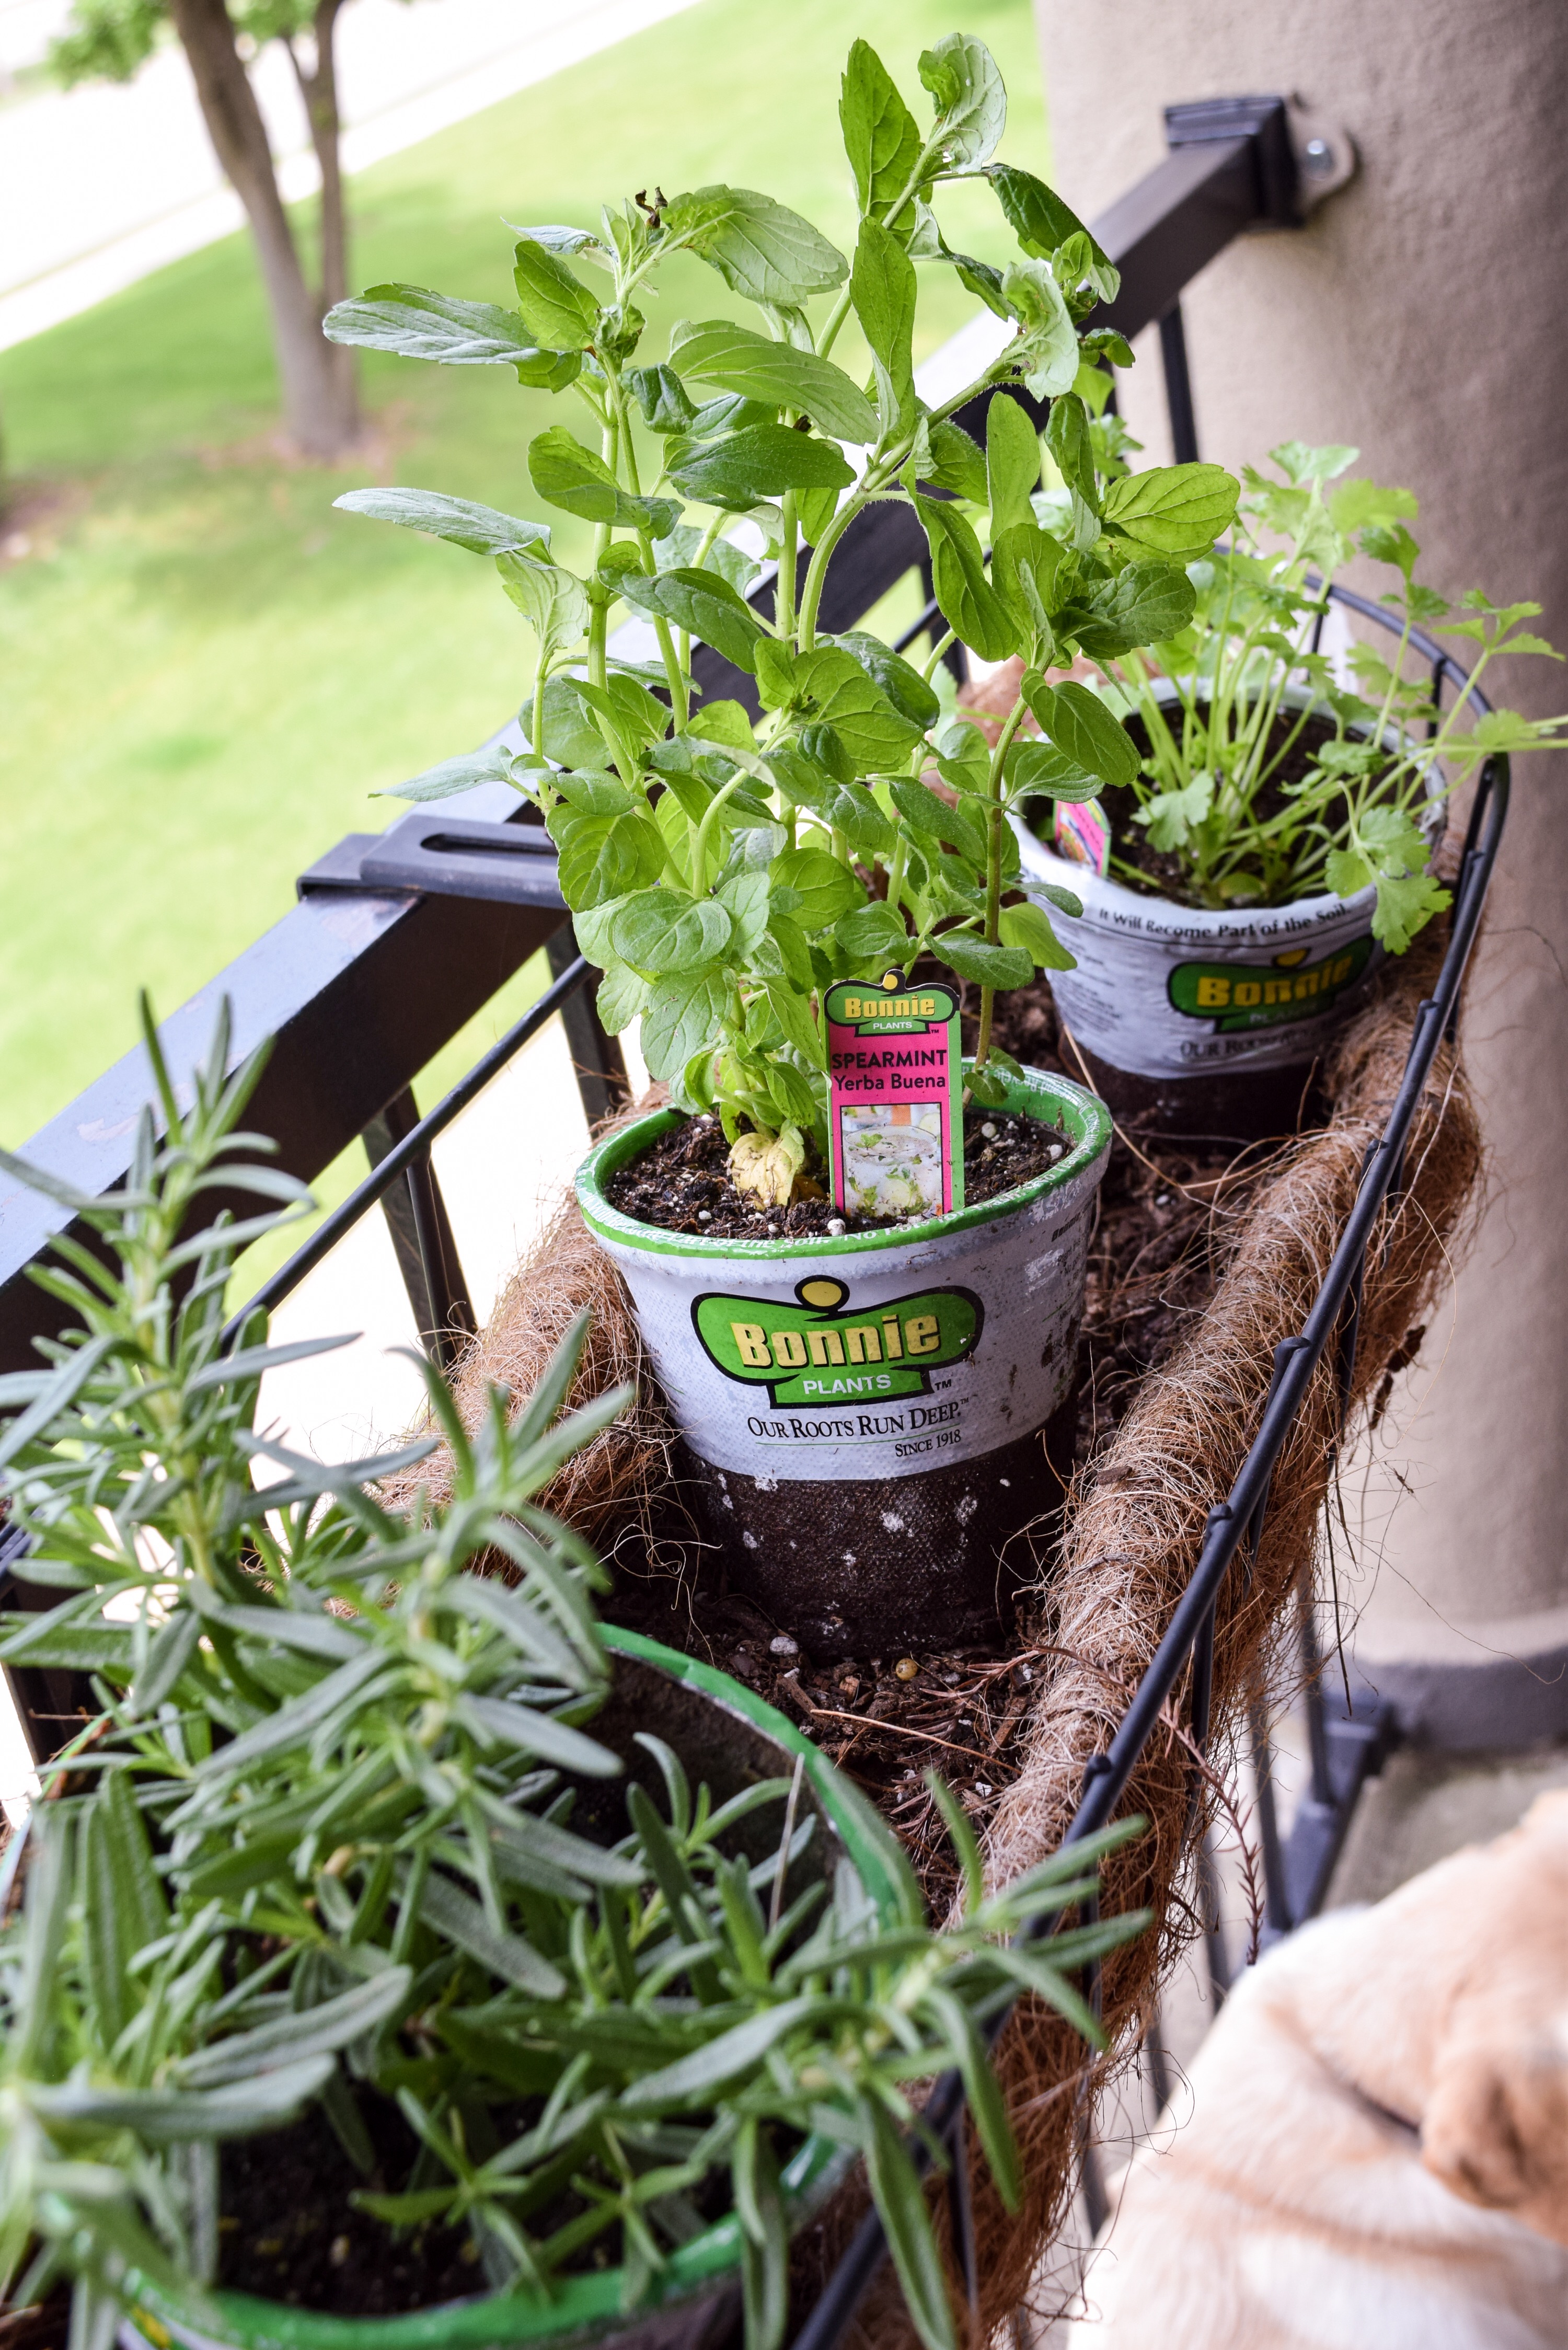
[1063, 1789, 1568, 2347]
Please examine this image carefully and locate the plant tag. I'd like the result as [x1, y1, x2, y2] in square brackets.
[1054, 799, 1110, 877]
[826, 967, 963, 1222]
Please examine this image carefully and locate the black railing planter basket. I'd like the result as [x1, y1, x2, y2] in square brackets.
[0, 95, 1508, 2350]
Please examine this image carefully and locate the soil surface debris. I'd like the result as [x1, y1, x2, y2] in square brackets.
[604, 1105, 1068, 1240]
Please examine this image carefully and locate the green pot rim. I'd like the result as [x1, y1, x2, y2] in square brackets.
[574, 1063, 1112, 1262]
[125, 1627, 907, 2350]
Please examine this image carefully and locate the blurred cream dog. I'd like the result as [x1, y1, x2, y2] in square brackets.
[1066, 1789, 1568, 2348]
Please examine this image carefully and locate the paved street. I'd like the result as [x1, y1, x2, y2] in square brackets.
[0, 0, 700, 349]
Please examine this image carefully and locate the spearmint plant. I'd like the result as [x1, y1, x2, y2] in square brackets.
[324, 33, 1239, 1203]
[1040, 425, 1568, 950]
[0, 1004, 1145, 2350]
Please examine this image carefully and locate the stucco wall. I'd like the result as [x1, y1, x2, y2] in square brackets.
[1034, 1, 1568, 1732]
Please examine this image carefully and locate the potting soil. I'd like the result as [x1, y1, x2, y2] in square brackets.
[1044, 707, 1347, 908]
[603, 1106, 1065, 1240]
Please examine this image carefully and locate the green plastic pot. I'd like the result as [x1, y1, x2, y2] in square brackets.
[120, 1627, 904, 2350]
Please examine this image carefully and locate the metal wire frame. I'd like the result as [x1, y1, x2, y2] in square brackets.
[217, 949, 599, 1343]
[791, 608, 1509, 2350]
[198, 570, 1507, 2345]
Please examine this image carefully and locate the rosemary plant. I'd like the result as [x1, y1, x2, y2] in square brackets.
[0, 1004, 1144, 2350]
[324, 31, 1240, 1199]
[1042, 429, 1568, 950]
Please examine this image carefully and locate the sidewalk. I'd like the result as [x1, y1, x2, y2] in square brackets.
[0, 0, 700, 352]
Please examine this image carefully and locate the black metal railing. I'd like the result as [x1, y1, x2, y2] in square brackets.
[0, 92, 1508, 2344]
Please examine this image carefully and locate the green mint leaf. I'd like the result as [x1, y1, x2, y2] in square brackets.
[990, 521, 1064, 654]
[666, 424, 854, 511]
[549, 801, 666, 910]
[596, 961, 649, 1034]
[1101, 462, 1239, 557]
[913, 491, 1023, 663]
[511, 239, 601, 349]
[933, 931, 1034, 989]
[767, 845, 866, 929]
[609, 890, 732, 976]
[1002, 737, 1100, 801]
[1063, 559, 1197, 660]
[324, 286, 581, 387]
[333, 488, 549, 558]
[1043, 392, 1096, 511]
[918, 31, 1007, 169]
[764, 646, 926, 768]
[1024, 677, 1140, 787]
[641, 969, 733, 1084]
[668, 318, 879, 444]
[1000, 259, 1080, 399]
[384, 747, 517, 804]
[528, 425, 678, 537]
[518, 674, 606, 768]
[887, 778, 987, 867]
[827, 632, 941, 731]
[506, 222, 606, 257]
[663, 185, 847, 305]
[840, 39, 924, 225]
[626, 363, 700, 433]
[987, 392, 1043, 537]
[496, 551, 589, 666]
[691, 698, 757, 750]
[851, 220, 917, 431]
[553, 771, 635, 815]
[769, 743, 867, 825]
[924, 418, 988, 503]
[619, 568, 766, 673]
[986, 164, 1120, 302]
[834, 901, 913, 967]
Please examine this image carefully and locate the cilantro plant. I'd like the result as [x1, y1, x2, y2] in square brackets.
[325, 32, 1239, 1201]
[1043, 430, 1568, 952]
[0, 1005, 1145, 2350]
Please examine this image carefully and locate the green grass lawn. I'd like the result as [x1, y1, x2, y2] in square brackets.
[0, 0, 1049, 1159]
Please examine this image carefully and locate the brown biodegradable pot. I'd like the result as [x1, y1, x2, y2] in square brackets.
[575, 1068, 1112, 1660]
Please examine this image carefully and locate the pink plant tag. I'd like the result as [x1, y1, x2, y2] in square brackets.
[825, 972, 963, 1223]
[1054, 799, 1110, 877]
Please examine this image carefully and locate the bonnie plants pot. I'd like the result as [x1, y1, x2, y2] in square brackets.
[1012, 682, 1438, 1138]
[577, 1068, 1112, 1660]
[115, 1628, 897, 2350]
[0, 1005, 1142, 2350]
[1005, 437, 1568, 1138]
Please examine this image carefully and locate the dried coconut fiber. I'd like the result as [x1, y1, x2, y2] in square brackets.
[798, 914, 1484, 2349]
[387, 917, 1480, 2346]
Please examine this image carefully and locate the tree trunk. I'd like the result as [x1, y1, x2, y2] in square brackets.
[167, 0, 358, 458]
[288, 0, 359, 433]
